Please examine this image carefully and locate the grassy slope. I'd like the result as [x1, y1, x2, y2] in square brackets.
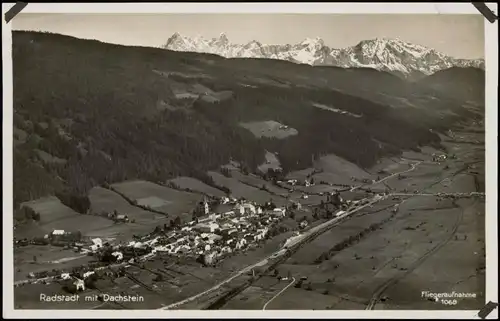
[12, 31, 483, 209]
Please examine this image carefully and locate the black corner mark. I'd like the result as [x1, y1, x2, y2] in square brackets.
[472, 2, 498, 23]
[4, 2, 28, 24]
[477, 301, 499, 319]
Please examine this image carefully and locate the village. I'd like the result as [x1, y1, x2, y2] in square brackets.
[14, 180, 351, 294]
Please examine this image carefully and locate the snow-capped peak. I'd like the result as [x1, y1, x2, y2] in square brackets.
[300, 37, 324, 46]
[162, 33, 485, 78]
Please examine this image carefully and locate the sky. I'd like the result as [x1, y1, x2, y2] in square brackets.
[12, 13, 485, 59]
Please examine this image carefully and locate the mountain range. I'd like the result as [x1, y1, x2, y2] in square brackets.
[163, 33, 485, 80]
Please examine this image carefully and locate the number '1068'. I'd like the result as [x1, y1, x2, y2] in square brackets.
[441, 299, 458, 305]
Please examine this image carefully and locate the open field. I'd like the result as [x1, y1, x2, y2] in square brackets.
[20, 196, 80, 224]
[310, 154, 374, 186]
[168, 177, 226, 197]
[16, 197, 116, 239]
[228, 171, 289, 198]
[208, 171, 286, 206]
[14, 246, 94, 282]
[257, 151, 282, 173]
[111, 180, 201, 217]
[239, 121, 298, 139]
[90, 187, 167, 222]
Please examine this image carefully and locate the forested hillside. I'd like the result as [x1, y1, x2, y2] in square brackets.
[12, 31, 483, 208]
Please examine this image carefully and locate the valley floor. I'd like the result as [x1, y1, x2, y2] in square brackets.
[13, 122, 486, 310]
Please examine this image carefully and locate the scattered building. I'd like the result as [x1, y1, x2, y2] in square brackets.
[73, 279, 85, 291]
[112, 251, 123, 261]
[272, 208, 286, 217]
[51, 230, 65, 236]
[115, 214, 129, 223]
[83, 271, 95, 279]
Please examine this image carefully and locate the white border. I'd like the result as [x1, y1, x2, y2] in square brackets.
[2, 3, 498, 319]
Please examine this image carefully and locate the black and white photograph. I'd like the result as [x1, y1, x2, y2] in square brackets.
[2, 3, 498, 318]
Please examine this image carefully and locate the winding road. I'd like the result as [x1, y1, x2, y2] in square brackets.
[350, 161, 421, 192]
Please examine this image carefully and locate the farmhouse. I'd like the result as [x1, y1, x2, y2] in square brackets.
[115, 214, 129, 222]
[51, 230, 65, 236]
[50, 230, 82, 243]
[74, 279, 85, 292]
[83, 271, 95, 279]
[272, 208, 287, 217]
[112, 251, 124, 261]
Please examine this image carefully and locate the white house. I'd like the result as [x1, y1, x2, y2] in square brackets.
[235, 204, 245, 215]
[91, 238, 103, 248]
[74, 279, 85, 291]
[221, 197, 230, 204]
[236, 238, 247, 249]
[112, 251, 124, 261]
[52, 230, 65, 236]
[257, 207, 263, 214]
[243, 203, 256, 214]
[116, 214, 129, 222]
[134, 242, 146, 249]
[273, 208, 286, 217]
[60, 273, 71, 280]
[221, 246, 232, 254]
[204, 244, 211, 252]
[83, 271, 95, 279]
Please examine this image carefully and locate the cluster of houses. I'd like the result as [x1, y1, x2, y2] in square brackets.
[75, 197, 289, 267]
[142, 198, 287, 265]
[20, 193, 307, 287]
